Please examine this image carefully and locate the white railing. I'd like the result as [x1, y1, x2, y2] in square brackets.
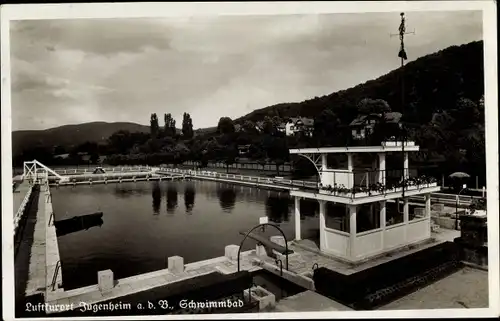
[50, 166, 151, 175]
[157, 167, 318, 189]
[13, 185, 33, 234]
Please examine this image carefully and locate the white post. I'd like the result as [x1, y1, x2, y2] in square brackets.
[347, 153, 353, 172]
[321, 154, 327, 171]
[380, 201, 386, 249]
[349, 204, 357, 258]
[403, 197, 409, 241]
[319, 200, 326, 251]
[425, 194, 431, 218]
[378, 153, 386, 185]
[294, 197, 301, 241]
[403, 152, 409, 179]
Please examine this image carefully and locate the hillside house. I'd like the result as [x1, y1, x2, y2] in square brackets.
[349, 112, 402, 140]
[285, 117, 315, 137]
[237, 144, 251, 156]
[277, 122, 287, 134]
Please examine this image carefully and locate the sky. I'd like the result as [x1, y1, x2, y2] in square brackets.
[9, 10, 482, 131]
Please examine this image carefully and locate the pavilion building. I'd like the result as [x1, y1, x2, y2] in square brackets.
[290, 141, 441, 263]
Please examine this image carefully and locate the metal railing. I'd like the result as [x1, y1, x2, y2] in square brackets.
[319, 168, 439, 199]
[157, 167, 318, 190]
[13, 186, 33, 234]
[40, 165, 152, 176]
[51, 260, 62, 291]
[48, 211, 55, 226]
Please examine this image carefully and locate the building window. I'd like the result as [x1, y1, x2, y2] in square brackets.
[357, 203, 381, 233]
[325, 203, 349, 233]
[386, 199, 404, 226]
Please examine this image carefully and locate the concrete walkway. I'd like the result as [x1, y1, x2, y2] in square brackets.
[379, 267, 489, 310]
[46, 249, 263, 313]
[259, 230, 455, 277]
[274, 291, 353, 312]
[24, 187, 47, 298]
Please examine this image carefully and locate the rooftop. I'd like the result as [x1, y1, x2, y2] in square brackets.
[289, 141, 419, 154]
[349, 112, 402, 127]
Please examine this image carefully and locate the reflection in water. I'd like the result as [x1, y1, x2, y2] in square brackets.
[152, 183, 161, 215]
[113, 186, 135, 198]
[217, 184, 237, 213]
[166, 185, 178, 214]
[184, 185, 195, 214]
[265, 196, 290, 223]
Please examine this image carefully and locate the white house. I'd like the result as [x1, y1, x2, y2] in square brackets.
[285, 117, 315, 137]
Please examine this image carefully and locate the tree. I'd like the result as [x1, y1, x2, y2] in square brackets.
[357, 98, 391, 115]
[182, 112, 194, 139]
[455, 97, 482, 125]
[217, 117, 235, 135]
[242, 120, 257, 134]
[89, 152, 100, 164]
[150, 113, 160, 138]
[108, 130, 133, 154]
[164, 113, 176, 137]
[263, 135, 289, 175]
[313, 109, 341, 146]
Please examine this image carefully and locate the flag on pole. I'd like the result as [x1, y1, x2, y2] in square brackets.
[399, 45, 408, 60]
[398, 12, 408, 60]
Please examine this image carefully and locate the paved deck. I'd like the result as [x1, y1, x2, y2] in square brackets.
[25, 185, 47, 297]
[46, 249, 263, 313]
[379, 266, 489, 310]
[278, 229, 459, 276]
[274, 290, 353, 312]
[45, 186, 63, 301]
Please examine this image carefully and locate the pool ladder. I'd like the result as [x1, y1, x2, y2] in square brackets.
[51, 260, 62, 291]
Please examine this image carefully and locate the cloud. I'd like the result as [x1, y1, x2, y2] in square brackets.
[9, 11, 483, 131]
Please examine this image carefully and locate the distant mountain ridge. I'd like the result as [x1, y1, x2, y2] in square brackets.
[235, 40, 484, 125]
[12, 122, 150, 156]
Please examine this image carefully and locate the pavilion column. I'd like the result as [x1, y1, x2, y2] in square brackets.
[403, 197, 409, 240]
[294, 197, 301, 241]
[403, 152, 409, 179]
[319, 200, 326, 251]
[380, 200, 387, 249]
[347, 153, 353, 188]
[348, 204, 357, 258]
[425, 193, 431, 218]
[321, 154, 327, 171]
[378, 152, 386, 185]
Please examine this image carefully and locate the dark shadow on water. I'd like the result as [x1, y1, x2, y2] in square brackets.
[184, 184, 195, 214]
[55, 212, 104, 237]
[152, 182, 161, 215]
[166, 185, 178, 214]
[265, 196, 290, 223]
[217, 184, 237, 213]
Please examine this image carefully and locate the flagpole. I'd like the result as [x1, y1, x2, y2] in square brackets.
[391, 12, 414, 204]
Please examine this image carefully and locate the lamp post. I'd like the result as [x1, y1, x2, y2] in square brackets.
[455, 183, 467, 230]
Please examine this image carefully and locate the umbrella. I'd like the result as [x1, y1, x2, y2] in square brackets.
[449, 172, 470, 179]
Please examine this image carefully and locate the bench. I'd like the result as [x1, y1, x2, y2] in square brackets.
[239, 231, 294, 255]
